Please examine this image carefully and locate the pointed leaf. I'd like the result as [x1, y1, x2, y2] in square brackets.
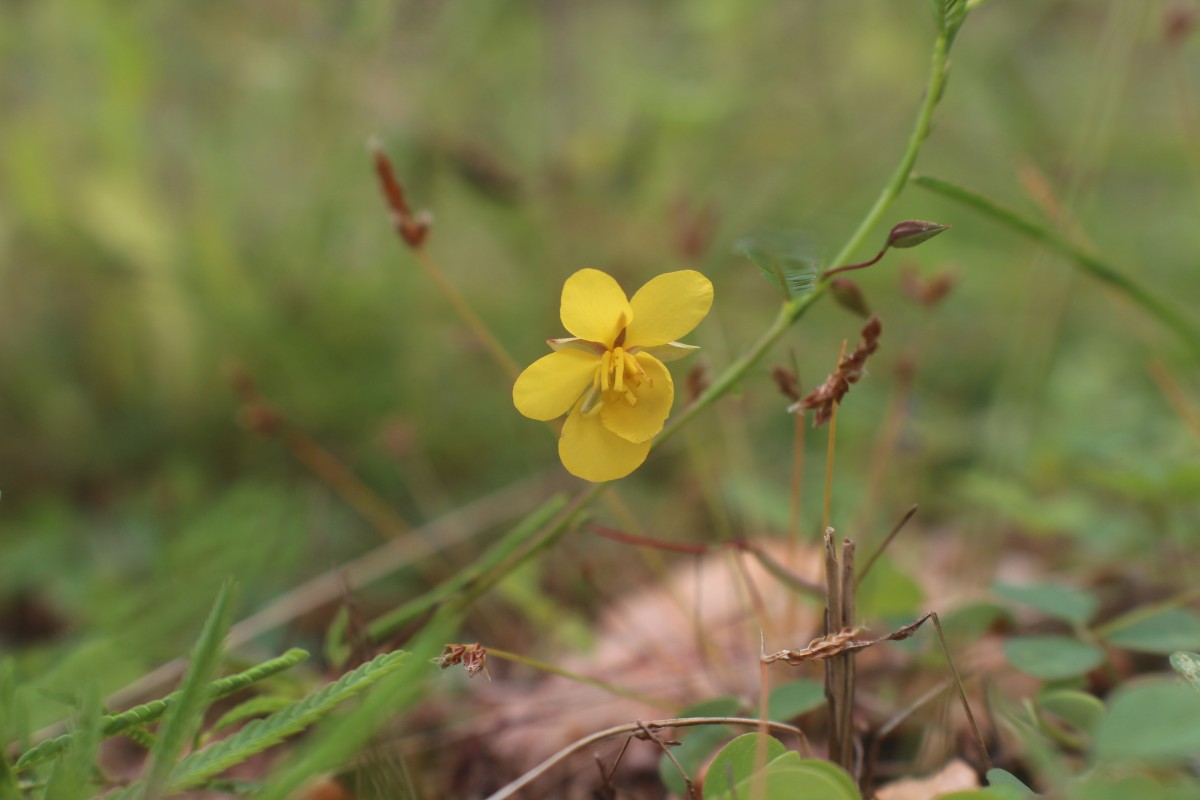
[1103, 609, 1200, 654]
[733, 231, 821, 299]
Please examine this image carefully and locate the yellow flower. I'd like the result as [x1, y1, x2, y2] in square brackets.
[513, 268, 713, 482]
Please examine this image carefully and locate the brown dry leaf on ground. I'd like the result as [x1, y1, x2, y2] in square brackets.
[875, 758, 980, 799]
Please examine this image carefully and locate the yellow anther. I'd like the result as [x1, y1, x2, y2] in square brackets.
[613, 347, 625, 393]
[623, 389, 637, 406]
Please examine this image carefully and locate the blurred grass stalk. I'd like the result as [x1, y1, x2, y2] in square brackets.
[913, 174, 1200, 359]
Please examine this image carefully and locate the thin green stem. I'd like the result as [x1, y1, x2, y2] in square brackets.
[485, 648, 679, 712]
[828, 28, 952, 269]
[913, 174, 1200, 358]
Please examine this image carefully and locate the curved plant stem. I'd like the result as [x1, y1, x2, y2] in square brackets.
[484, 717, 809, 800]
[827, 26, 953, 269]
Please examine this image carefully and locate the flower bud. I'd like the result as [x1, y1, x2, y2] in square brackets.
[829, 278, 872, 318]
[886, 220, 950, 250]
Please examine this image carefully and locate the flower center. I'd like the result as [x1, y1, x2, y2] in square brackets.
[582, 346, 650, 415]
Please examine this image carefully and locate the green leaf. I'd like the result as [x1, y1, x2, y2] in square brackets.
[210, 695, 297, 734]
[986, 767, 1036, 796]
[1065, 774, 1199, 800]
[767, 680, 825, 720]
[992, 582, 1098, 626]
[144, 579, 236, 796]
[940, 791, 1024, 800]
[703, 733, 787, 799]
[1003, 636, 1104, 680]
[1169, 651, 1200, 689]
[1103, 609, 1200, 654]
[659, 697, 740, 797]
[716, 753, 860, 800]
[1094, 680, 1200, 763]
[253, 612, 460, 800]
[1036, 689, 1105, 736]
[162, 649, 413, 792]
[17, 648, 310, 771]
[940, 601, 1011, 642]
[733, 231, 821, 300]
[857, 555, 923, 619]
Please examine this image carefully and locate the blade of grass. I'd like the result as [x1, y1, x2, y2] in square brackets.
[913, 174, 1200, 358]
[143, 580, 235, 798]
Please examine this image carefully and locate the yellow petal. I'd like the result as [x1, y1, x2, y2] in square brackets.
[559, 399, 652, 482]
[560, 269, 632, 348]
[512, 349, 600, 421]
[634, 341, 700, 363]
[623, 270, 713, 348]
[600, 353, 674, 443]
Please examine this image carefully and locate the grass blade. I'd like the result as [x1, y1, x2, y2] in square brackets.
[144, 580, 236, 797]
[913, 174, 1200, 358]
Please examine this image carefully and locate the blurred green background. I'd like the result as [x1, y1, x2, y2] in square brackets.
[1, 0, 1198, 725]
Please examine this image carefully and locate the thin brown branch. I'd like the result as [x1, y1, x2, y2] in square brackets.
[483, 717, 809, 800]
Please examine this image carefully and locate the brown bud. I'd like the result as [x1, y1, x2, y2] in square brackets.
[771, 365, 801, 403]
[829, 278, 872, 318]
[887, 220, 950, 250]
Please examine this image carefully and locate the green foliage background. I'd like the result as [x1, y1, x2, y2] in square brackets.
[1, 0, 1199, 792]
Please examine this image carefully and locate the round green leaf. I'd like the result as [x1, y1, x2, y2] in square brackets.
[1003, 636, 1104, 680]
[991, 582, 1098, 626]
[767, 680, 825, 720]
[1103, 609, 1200, 655]
[658, 697, 741, 796]
[1094, 680, 1200, 763]
[703, 733, 787, 799]
[720, 754, 860, 800]
[1036, 689, 1105, 736]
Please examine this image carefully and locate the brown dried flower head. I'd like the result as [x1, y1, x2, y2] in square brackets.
[789, 316, 883, 427]
[435, 642, 490, 679]
[372, 141, 433, 249]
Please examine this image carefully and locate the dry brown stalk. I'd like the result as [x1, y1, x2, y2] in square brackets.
[791, 316, 883, 427]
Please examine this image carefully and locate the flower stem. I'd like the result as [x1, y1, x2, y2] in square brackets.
[412, 247, 522, 379]
[485, 647, 679, 711]
[828, 26, 953, 269]
[655, 21, 957, 450]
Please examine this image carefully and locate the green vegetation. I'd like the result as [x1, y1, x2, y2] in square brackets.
[2, 0, 1200, 796]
